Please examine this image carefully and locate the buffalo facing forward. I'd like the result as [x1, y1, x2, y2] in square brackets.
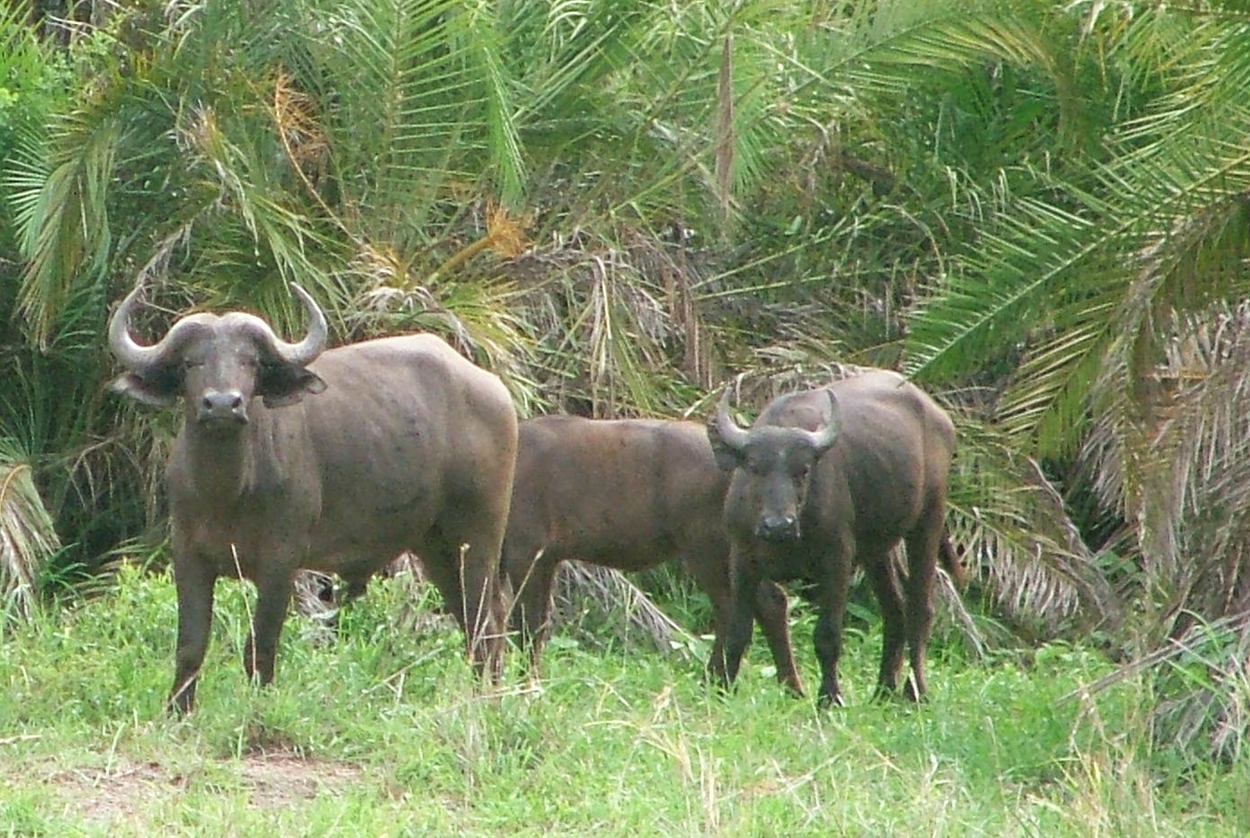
[108, 285, 517, 712]
[707, 371, 958, 707]
[503, 416, 804, 693]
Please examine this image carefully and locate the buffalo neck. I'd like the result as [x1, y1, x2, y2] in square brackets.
[173, 403, 288, 509]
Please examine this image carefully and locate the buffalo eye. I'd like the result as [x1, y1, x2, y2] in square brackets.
[789, 456, 813, 481]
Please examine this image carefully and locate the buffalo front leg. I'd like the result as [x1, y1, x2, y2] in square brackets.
[694, 549, 742, 690]
[702, 583, 736, 690]
[710, 545, 759, 692]
[813, 546, 853, 709]
[754, 581, 803, 696]
[244, 568, 295, 687]
[170, 553, 218, 715]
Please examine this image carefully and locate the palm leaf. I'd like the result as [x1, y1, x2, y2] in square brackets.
[0, 438, 61, 622]
[946, 415, 1121, 639]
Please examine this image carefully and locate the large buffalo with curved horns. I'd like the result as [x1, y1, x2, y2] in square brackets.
[108, 284, 517, 712]
[706, 370, 959, 708]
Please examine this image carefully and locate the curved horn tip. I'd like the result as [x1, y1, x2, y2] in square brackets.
[712, 384, 750, 451]
[107, 285, 153, 368]
[288, 282, 314, 305]
[288, 283, 326, 328]
[109, 285, 145, 323]
[261, 281, 327, 367]
[808, 387, 842, 452]
[118, 284, 144, 306]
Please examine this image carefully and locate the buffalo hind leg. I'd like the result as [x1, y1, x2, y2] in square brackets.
[901, 510, 943, 701]
[338, 575, 370, 608]
[424, 533, 505, 684]
[244, 568, 295, 687]
[504, 546, 559, 675]
[169, 550, 218, 715]
[863, 543, 906, 699]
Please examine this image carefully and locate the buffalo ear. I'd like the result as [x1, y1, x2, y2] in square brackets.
[706, 420, 744, 473]
[259, 364, 327, 408]
[109, 368, 180, 408]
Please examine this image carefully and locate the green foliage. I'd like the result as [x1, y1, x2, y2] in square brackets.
[6, 0, 1250, 760]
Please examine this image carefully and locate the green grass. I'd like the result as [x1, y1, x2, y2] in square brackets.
[1, 565, 1245, 837]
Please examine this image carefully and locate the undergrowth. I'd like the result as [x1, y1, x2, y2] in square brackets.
[0, 564, 1245, 837]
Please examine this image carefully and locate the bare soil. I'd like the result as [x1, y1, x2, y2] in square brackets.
[32, 749, 365, 827]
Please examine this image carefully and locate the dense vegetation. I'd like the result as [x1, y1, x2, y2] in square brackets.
[2, 0, 1249, 769]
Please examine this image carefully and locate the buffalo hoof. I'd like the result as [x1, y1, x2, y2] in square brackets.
[167, 684, 196, 717]
[781, 680, 806, 699]
[873, 681, 909, 703]
[815, 691, 846, 710]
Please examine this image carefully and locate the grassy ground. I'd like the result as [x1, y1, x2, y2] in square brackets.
[1, 565, 1245, 837]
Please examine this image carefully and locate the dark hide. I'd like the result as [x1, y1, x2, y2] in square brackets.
[707, 370, 957, 707]
[109, 286, 516, 713]
[502, 416, 804, 693]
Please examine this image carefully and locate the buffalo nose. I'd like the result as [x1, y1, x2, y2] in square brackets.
[198, 390, 248, 424]
[756, 515, 799, 542]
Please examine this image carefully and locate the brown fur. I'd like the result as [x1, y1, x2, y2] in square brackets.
[503, 416, 805, 694]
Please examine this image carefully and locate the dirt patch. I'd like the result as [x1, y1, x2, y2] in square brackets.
[42, 759, 169, 826]
[236, 750, 365, 809]
[34, 750, 365, 827]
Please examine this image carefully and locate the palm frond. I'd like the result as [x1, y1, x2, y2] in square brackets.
[457, 3, 527, 207]
[946, 411, 1121, 639]
[1102, 300, 1250, 631]
[16, 112, 118, 347]
[0, 438, 61, 623]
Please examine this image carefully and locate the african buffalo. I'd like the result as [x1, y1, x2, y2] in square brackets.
[707, 370, 958, 707]
[108, 284, 517, 712]
[502, 415, 804, 693]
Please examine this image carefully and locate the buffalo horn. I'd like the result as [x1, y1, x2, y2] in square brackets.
[108, 285, 199, 371]
[250, 283, 327, 367]
[713, 388, 751, 452]
[803, 388, 842, 453]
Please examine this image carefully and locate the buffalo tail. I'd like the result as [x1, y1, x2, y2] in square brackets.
[939, 532, 965, 586]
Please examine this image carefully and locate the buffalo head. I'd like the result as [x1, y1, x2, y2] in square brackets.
[108, 284, 329, 429]
[707, 388, 841, 542]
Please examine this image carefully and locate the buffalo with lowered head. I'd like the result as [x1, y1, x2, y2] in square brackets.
[707, 370, 959, 707]
[108, 285, 517, 712]
[503, 415, 804, 693]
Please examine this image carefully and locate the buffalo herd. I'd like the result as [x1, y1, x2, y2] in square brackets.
[107, 285, 961, 713]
